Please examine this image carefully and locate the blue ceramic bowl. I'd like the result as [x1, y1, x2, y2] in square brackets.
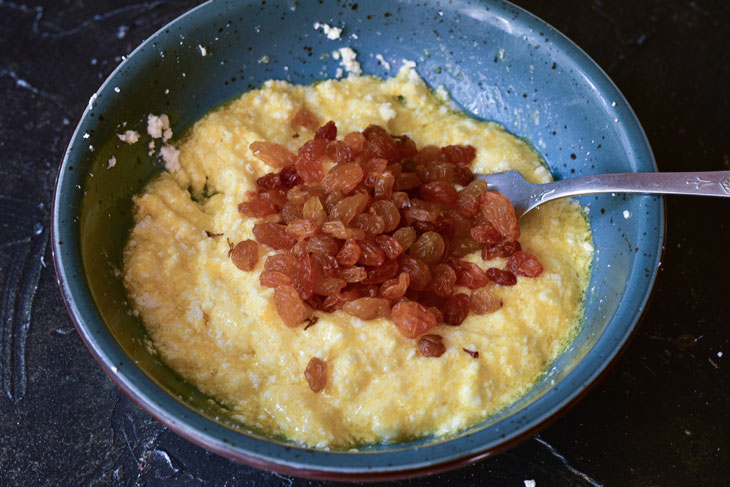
[52, 0, 662, 480]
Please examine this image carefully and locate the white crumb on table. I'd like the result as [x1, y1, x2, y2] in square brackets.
[198, 44, 207, 56]
[524, 480, 536, 487]
[623, 210, 631, 219]
[107, 156, 116, 169]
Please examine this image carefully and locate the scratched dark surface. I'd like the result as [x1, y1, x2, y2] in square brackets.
[1, 0, 729, 486]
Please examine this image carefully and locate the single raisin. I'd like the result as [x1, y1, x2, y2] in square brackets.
[304, 357, 326, 392]
[450, 258, 490, 289]
[238, 198, 280, 217]
[358, 240, 386, 266]
[260, 270, 292, 288]
[230, 240, 259, 271]
[323, 162, 364, 194]
[252, 222, 297, 250]
[392, 227, 417, 251]
[274, 284, 310, 327]
[286, 219, 319, 240]
[265, 254, 297, 274]
[250, 141, 296, 168]
[507, 250, 544, 277]
[485, 267, 517, 286]
[471, 286, 503, 314]
[420, 181, 458, 207]
[374, 235, 404, 259]
[391, 301, 437, 338]
[294, 253, 316, 299]
[336, 239, 362, 267]
[314, 120, 337, 141]
[399, 255, 432, 291]
[443, 293, 471, 326]
[418, 334, 446, 357]
[479, 191, 520, 241]
[307, 234, 341, 256]
[329, 192, 369, 224]
[295, 139, 328, 182]
[380, 272, 410, 300]
[302, 196, 326, 226]
[369, 200, 401, 232]
[409, 231, 446, 265]
[343, 131, 366, 155]
[362, 259, 400, 285]
[429, 263, 457, 297]
[337, 266, 368, 283]
[470, 223, 503, 244]
[352, 213, 386, 235]
[482, 240, 522, 260]
[342, 297, 391, 320]
[292, 107, 320, 131]
[440, 144, 476, 166]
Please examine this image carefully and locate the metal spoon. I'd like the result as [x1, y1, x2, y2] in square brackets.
[476, 170, 730, 218]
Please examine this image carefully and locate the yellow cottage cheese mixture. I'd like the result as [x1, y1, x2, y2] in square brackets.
[123, 66, 593, 448]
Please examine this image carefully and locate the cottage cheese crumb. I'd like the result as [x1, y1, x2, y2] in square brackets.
[258, 55, 270, 64]
[524, 481, 536, 487]
[147, 114, 170, 139]
[160, 145, 180, 172]
[314, 22, 343, 40]
[88, 93, 97, 111]
[107, 156, 117, 169]
[198, 44, 207, 56]
[623, 210, 631, 219]
[375, 54, 391, 70]
[117, 130, 140, 144]
[335, 47, 362, 76]
[378, 102, 396, 121]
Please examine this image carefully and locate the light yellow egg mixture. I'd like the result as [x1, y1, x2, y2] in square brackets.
[123, 66, 593, 448]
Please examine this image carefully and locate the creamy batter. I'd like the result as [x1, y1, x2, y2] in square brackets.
[123, 66, 593, 448]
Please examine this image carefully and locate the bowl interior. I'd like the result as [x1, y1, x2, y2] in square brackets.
[53, 0, 662, 477]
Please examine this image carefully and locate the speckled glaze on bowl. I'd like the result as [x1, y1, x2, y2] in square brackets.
[52, 0, 663, 480]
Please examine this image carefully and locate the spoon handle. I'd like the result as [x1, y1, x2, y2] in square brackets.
[544, 170, 730, 200]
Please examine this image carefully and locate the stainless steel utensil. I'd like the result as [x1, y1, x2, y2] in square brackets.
[477, 170, 730, 217]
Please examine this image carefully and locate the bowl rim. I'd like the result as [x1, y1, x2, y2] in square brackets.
[51, 0, 664, 480]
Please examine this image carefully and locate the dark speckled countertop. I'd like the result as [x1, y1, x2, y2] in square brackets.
[1, 1, 729, 485]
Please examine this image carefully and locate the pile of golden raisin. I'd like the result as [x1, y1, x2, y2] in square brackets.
[228, 109, 543, 374]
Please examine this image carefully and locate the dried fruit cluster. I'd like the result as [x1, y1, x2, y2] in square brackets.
[231, 111, 543, 367]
